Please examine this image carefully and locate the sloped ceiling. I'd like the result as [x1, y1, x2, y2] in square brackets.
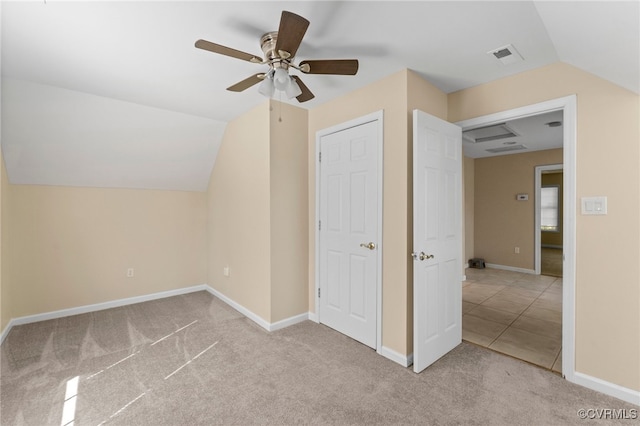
[1, 1, 638, 191]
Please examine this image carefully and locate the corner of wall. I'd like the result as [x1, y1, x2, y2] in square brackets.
[463, 156, 475, 263]
[0, 151, 11, 333]
[269, 101, 309, 323]
[206, 100, 272, 323]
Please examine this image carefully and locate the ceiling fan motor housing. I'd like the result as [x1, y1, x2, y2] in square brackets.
[260, 31, 293, 72]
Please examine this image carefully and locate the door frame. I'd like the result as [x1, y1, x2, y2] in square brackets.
[314, 110, 384, 354]
[455, 95, 577, 382]
[535, 164, 564, 275]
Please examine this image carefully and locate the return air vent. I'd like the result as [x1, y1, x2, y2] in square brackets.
[485, 144, 528, 154]
[463, 122, 519, 143]
[488, 44, 524, 65]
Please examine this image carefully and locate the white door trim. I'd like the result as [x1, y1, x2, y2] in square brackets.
[535, 164, 564, 275]
[455, 95, 577, 384]
[314, 110, 384, 354]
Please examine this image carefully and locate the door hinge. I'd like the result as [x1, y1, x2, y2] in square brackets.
[319, 152, 322, 163]
[318, 220, 321, 231]
[318, 288, 321, 298]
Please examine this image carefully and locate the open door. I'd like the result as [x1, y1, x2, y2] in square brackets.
[412, 109, 463, 373]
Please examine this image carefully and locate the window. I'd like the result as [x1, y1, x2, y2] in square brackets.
[541, 186, 559, 232]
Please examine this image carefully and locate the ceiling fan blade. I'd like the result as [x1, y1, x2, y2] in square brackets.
[292, 76, 315, 102]
[299, 59, 359, 75]
[226, 73, 265, 92]
[274, 11, 309, 59]
[195, 39, 262, 63]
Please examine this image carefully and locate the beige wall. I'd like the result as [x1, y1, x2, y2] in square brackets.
[270, 102, 309, 323]
[308, 69, 448, 355]
[207, 102, 272, 321]
[1, 153, 9, 332]
[7, 184, 207, 318]
[474, 149, 563, 270]
[463, 157, 475, 265]
[541, 171, 563, 247]
[207, 100, 309, 324]
[449, 62, 640, 392]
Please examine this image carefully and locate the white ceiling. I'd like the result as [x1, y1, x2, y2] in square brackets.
[1, 1, 638, 190]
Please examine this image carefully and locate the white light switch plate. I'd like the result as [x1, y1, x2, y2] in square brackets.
[581, 196, 607, 215]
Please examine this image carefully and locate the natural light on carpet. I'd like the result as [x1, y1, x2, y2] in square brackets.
[60, 376, 79, 426]
[164, 341, 219, 380]
[66, 320, 218, 424]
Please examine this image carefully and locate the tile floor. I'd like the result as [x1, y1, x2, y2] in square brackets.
[462, 267, 562, 374]
[541, 247, 563, 277]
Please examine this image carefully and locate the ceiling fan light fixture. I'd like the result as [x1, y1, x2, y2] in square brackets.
[285, 77, 302, 99]
[273, 67, 290, 91]
[258, 73, 275, 97]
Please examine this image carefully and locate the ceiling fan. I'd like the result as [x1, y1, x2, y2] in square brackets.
[195, 10, 359, 103]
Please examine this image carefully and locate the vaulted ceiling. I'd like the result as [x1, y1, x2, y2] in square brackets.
[2, 1, 638, 191]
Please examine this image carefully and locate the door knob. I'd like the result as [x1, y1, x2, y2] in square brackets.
[360, 242, 376, 250]
[411, 252, 434, 261]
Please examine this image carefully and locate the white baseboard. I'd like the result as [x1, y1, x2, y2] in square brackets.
[205, 287, 272, 330]
[485, 263, 536, 275]
[204, 286, 309, 332]
[1, 284, 311, 345]
[3, 285, 637, 406]
[0, 284, 209, 345]
[380, 346, 413, 368]
[1, 319, 16, 345]
[308, 312, 319, 323]
[270, 313, 309, 331]
[569, 371, 640, 406]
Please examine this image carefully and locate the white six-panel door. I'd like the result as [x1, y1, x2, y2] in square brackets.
[412, 109, 463, 373]
[319, 119, 379, 349]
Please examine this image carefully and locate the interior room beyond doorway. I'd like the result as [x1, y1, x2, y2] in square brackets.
[462, 268, 562, 373]
[460, 106, 567, 375]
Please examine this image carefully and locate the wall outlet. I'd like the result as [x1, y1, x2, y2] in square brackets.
[223, 266, 230, 277]
[514, 247, 520, 254]
[127, 268, 134, 278]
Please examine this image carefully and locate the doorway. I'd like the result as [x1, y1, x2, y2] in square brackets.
[456, 96, 576, 380]
[536, 165, 564, 277]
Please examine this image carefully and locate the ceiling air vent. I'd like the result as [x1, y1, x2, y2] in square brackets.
[486, 144, 528, 154]
[488, 44, 524, 65]
[463, 122, 519, 143]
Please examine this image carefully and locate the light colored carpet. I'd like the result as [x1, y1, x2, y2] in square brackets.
[1, 291, 634, 425]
